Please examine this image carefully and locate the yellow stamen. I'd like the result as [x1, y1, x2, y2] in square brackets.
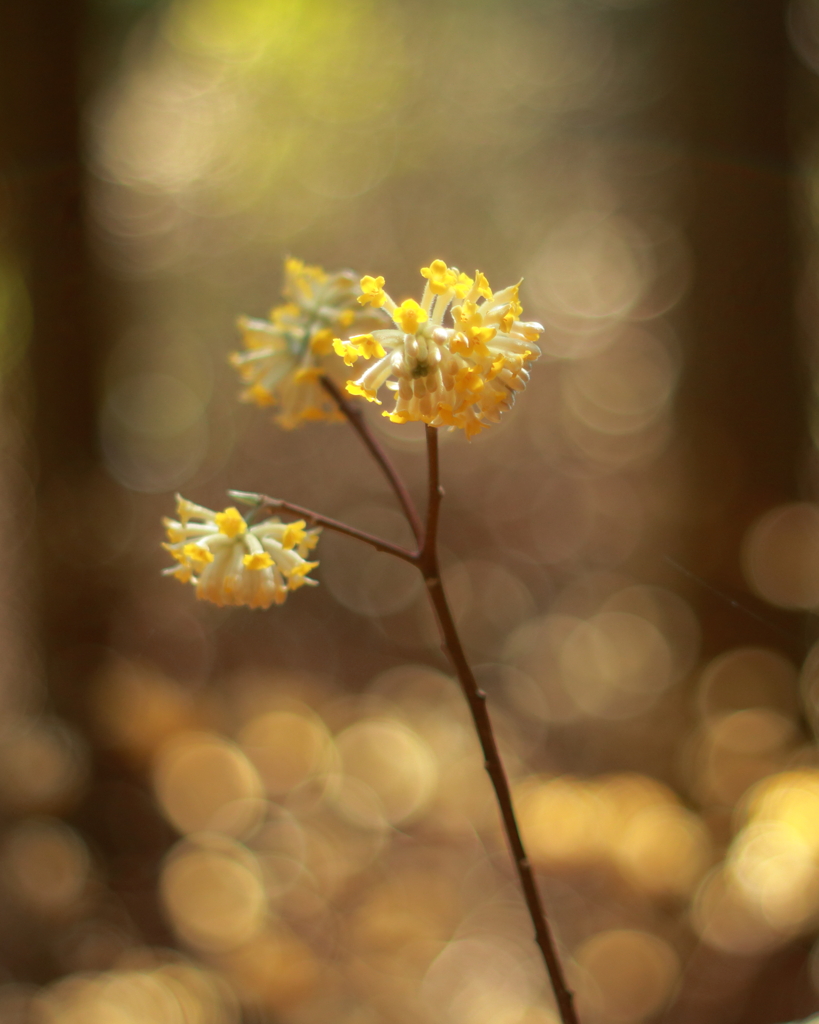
[270, 301, 300, 325]
[452, 272, 474, 298]
[450, 333, 471, 356]
[310, 329, 334, 355]
[454, 366, 485, 395]
[281, 521, 307, 550]
[299, 535, 319, 554]
[420, 260, 456, 295]
[358, 275, 387, 307]
[487, 355, 506, 380]
[163, 544, 187, 563]
[243, 552, 274, 570]
[436, 404, 466, 429]
[288, 560, 318, 576]
[349, 333, 386, 359]
[246, 383, 275, 407]
[333, 338, 360, 366]
[346, 381, 381, 404]
[183, 543, 214, 567]
[475, 272, 492, 299]
[393, 299, 428, 334]
[215, 507, 247, 538]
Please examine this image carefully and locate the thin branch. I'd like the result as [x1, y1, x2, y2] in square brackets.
[246, 493, 419, 566]
[419, 426, 580, 1024]
[320, 375, 424, 544]
[424, 423, 442, 560]
[245, 424, 580, 1022]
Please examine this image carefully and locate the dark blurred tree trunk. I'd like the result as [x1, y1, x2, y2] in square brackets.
[0, 0, 168, 980]
[671, 0, 810, 664]
[0, 0, 115, 706]
[0, 0, 182, 967]
[668, 5, 815, 1023]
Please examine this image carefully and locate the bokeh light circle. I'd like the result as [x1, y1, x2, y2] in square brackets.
[742, 502, 819, 608]
[334, 719, 438, 828]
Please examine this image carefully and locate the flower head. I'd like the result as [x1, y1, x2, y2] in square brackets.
[230, 257, 384, 429]
[163, 495, 320, 609]
[333, 261, 543, 438]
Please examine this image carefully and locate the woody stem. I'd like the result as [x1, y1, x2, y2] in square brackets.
[417, 426, 579, 1024]
[320, 375, 424, 544]
[233, 493, 418, 566]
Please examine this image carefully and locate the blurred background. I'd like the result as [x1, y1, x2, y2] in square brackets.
[1, 0, 819, 1021]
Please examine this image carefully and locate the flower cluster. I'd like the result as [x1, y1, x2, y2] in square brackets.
[332, 260, 543, 438]
[163, 496, 320, 609]
[230, 257, 382, 429]
[164, 257, 544, 609]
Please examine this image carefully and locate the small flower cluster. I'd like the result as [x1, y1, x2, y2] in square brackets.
[163, 496, 320, 609]
[165, 257, 543, 608]
[333, 260, 543, 438]
[230, 257, 381, 429]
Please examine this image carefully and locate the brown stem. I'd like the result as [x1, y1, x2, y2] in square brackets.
[320, 375, 424, 544]
[251, 494, 419, 566]
[419, 426, 580, 1024]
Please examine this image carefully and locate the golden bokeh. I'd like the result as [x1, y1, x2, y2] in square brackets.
[161, 837, 268, 952]
[574, 929, 679, 1022]
[3, 0, 816, 1020]
[238, 707, 335, 799]
[742, 502, 819, 609]
[698, 646, 799, 717]
[153, 731, 265, 837]
[334, 718, 438, 828]
[33, 960, 237, 1024]
[0, 719, 86, 814]
[94, 661, 202, 760]
[2, 819, 89, 916]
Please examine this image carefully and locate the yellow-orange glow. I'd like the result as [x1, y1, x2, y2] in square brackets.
[574, 929, 679, 1022]
[239, 709, 335, 798]
[3, 819, 89, 915]
[153, 731, 265, 836]
[742, 502, 819, 609]
[334, 718, 438, 827]
[161, 839, 267, 951]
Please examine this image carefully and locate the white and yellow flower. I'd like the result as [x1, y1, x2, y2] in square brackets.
[163, 496, 320, 609]
[333, 260, 543, 438]
[230, 257, 385, 429]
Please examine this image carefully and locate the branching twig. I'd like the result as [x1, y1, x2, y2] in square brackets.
[236, 418, 579, 1023]
[229, 490, 419, 566]
[320, 375, 424, 544]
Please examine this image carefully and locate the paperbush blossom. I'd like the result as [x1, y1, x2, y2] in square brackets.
[332, 260, 543, 438]
[230, 257, 383, 429]
[163, 496, 320, 609]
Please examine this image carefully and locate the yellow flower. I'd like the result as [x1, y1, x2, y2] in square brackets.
[420, 260, 456, 295]
[230, 257, 386, 429]
[339, 261, 543, 437]
[358, 275, 387, 307]
[163, 495, 320, 609]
